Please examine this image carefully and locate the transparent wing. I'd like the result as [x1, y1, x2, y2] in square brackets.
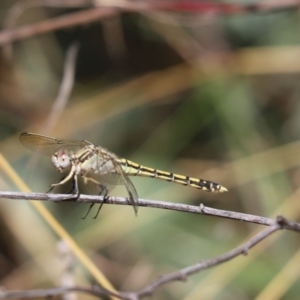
[84, 151, 139, 214]
[102, 162, 139, 214]
[20, 132, 89, 156]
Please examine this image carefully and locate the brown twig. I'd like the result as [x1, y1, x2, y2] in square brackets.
[0, 285, 121, 300]
[2, 0, 92, 57]
[0, 7, 118, 46]
[132, 216, 293, 299]
[0, 190, 293, 227]
[1, 1, 300, 47]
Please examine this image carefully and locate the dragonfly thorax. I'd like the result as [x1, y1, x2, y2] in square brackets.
[52, 149, 72, 172]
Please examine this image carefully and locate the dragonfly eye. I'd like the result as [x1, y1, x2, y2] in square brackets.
[51, 149, 71, 171]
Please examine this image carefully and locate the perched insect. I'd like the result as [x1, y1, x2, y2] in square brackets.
[20, 132, 228, 218]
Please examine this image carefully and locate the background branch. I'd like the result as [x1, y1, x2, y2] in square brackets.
[43, 41, 80, 132]
[0, 215, 298, 300]
[133, 216, 292, 299]
[1, 1, 300, 46]
[0, 285, 119, 300]
[0, 8, 118, 46]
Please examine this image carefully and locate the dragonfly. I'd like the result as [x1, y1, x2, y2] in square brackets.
[20, 132, 228, 218]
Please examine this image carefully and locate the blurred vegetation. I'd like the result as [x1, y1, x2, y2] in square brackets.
[0, 1, 300, 299]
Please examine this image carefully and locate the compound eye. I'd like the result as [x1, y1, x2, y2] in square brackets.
[51, 149, 71, 170]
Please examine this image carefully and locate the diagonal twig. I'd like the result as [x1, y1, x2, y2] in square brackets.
[132, 215, 294, 299]
[43, 41, 80, 132]
[0, 7, 118, 46]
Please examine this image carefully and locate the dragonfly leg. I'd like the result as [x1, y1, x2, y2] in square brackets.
[47, 184, 62, 203]
[93, 185, 109, 219]
[47, 174, 68, 195]
[66, 175, 78, 194]
[47, 170, 79, 202]
[47, 185, 55, 194]
[81, 203, 95, 219]
[49, 168, 76, 189]
[81, 184, 108, 219]
[64, 175, 79, 197]
[81, 185, 108, 219]
[66, 175, 80, 200]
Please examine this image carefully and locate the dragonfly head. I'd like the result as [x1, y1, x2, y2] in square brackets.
[51, 149, 71, 172]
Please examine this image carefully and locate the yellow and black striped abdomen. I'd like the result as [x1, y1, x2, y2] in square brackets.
[119, 159, 227, 193]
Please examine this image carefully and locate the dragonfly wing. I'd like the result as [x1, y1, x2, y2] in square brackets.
[110, 162, 139, 214]
[20, 132, 89, 156]
[86, 150, 139, 213]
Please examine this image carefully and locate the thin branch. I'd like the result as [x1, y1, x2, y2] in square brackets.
[0, 216, 298, 300]
[1, 1, 300, 46]
[0, 190, 294, 227]
[132, 216, 287, 298]
[0, 7, 118, 46]
[0, 285, 122, 300]
[57, 240, 76, 300]
[4, 0, 92, 31]
[2, 0, 91, 57]
[43, 41, 80, 132]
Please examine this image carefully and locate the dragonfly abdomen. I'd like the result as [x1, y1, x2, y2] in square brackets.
[119, 159, 227, 192]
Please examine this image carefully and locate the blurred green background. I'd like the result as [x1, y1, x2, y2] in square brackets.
[0, 1, 300, 299]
